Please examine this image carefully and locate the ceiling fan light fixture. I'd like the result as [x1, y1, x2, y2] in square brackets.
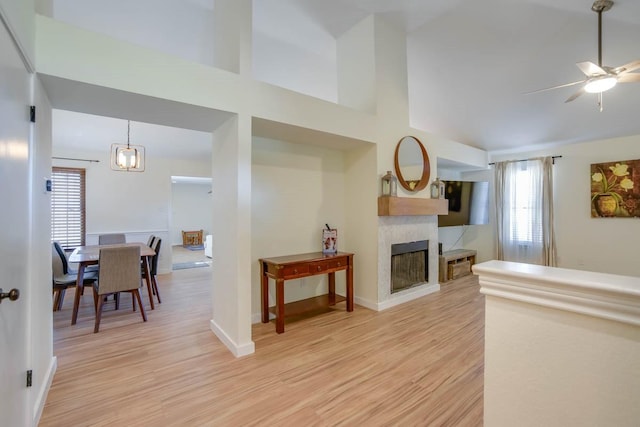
[584, 76, 617, 93]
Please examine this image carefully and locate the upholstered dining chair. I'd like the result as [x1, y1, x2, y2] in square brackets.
[98, 233, 126, 245]
[93, 245, 147, 333]
[146, 234, 156, 248]
[52, 242, 97, 311]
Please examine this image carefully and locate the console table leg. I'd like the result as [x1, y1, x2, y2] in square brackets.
[276, 279, 284, 333]
[346, 256, 354, 312]
[328, 272, 336, 305]
[260, 262, 269, 323]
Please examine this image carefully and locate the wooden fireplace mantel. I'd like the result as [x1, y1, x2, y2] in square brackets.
[378, 196, 448, 216]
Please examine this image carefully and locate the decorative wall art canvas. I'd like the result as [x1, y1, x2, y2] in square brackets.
[591, 159, 640, 218]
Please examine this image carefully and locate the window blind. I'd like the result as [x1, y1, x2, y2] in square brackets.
[51, 167, 86, 249]
[508, 167, 543, 244]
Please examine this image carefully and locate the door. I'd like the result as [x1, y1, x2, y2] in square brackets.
[0, 16, 32, 427]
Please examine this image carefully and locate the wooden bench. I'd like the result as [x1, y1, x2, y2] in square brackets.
[439, 249, 477, 283]
[182, 230, 203, 246]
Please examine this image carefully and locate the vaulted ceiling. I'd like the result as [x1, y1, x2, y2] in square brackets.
[305, 0, 640, 151]
[50, 0, 640, 155]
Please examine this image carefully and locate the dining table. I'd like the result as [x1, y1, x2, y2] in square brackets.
[68, 242, 156, 325]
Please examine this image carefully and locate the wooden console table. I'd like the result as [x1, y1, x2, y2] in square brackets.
[439, 249, 477, 283]
[260, 251, 354, 333]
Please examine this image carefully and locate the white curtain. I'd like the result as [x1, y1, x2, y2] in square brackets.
[494, 157, 556, 266]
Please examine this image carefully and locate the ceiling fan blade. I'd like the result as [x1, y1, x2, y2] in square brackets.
[576, 61, 606, 76]
[618, 73, 640, 83]
[565, 87, 585, 103]
[614, 59, 640, 74]
[524, 79, 585, 95]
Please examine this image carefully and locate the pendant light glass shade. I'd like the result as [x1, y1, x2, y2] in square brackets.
[110, 120, 145, 172]
[117, 146, 139, 168]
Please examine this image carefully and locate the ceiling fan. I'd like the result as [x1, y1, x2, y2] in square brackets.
[529, 0, 640, 111]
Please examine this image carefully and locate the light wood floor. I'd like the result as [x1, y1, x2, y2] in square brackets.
[171, 244, 209, 264]
[41, 270, 484, 426]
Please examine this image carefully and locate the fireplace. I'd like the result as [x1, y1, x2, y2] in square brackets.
[391, 240, 428, 293]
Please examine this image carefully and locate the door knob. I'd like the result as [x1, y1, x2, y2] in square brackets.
[0, 288, 20, 303]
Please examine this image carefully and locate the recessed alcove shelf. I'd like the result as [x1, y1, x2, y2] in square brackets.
[377, 196, 448, 216]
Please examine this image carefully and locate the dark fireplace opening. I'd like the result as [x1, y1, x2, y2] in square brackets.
[391, 240, 428, 293]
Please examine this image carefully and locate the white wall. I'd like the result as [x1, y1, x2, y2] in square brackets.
[491, 134, 640, 276]
[171, 182, 213, 246]
[344, 144, 378, 304]
[52, 147, 212, 274]
[252, 1, 337, 103]
[251, 137, 347, 318]
[0, 0, 35, 68]
[337, 16, 375, 113]
[50, 0, 215, 66]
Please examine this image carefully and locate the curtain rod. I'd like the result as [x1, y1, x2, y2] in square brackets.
[488, 155, 562, 166]
[52, 156, 100, 163]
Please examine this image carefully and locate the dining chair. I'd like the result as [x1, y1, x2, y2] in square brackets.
[93, 245, 147, 333]
[52, 242, 97, 311]
[98, 233, 126, 245]
[146, 234, 156, 248]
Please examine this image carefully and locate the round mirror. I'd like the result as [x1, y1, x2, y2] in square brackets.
[394, 136, 430, 192]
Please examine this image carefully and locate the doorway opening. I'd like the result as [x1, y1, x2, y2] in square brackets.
[170, 176, 213, 270]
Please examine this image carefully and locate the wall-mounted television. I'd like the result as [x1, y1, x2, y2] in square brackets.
[437, 180, 490, 227]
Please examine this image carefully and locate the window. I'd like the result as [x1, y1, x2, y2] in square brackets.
[508, 166, 543, 245]
[51, 167, 86, 249]
[495, 157, 556, 266]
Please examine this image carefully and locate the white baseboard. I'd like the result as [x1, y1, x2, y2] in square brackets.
[251, 312, 275, 324]
[378, 283, 440, 311]
[209, 319, 255, 357]
[356, 284, 441, 312]
[253, 286, 440, 318]
[252, 286, 440, 321]
[354, 295, 379, 311]
[33, 356, 57, 426]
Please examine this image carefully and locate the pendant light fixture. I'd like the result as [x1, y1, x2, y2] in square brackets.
[110, 120, 145, 172]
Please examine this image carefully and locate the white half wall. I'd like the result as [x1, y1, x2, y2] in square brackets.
[476, 260, 640, 426]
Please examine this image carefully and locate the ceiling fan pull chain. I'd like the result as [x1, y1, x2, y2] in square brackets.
[598, 92, 603, 112]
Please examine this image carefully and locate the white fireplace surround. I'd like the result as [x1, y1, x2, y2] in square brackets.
[375, 216, 440, 310]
